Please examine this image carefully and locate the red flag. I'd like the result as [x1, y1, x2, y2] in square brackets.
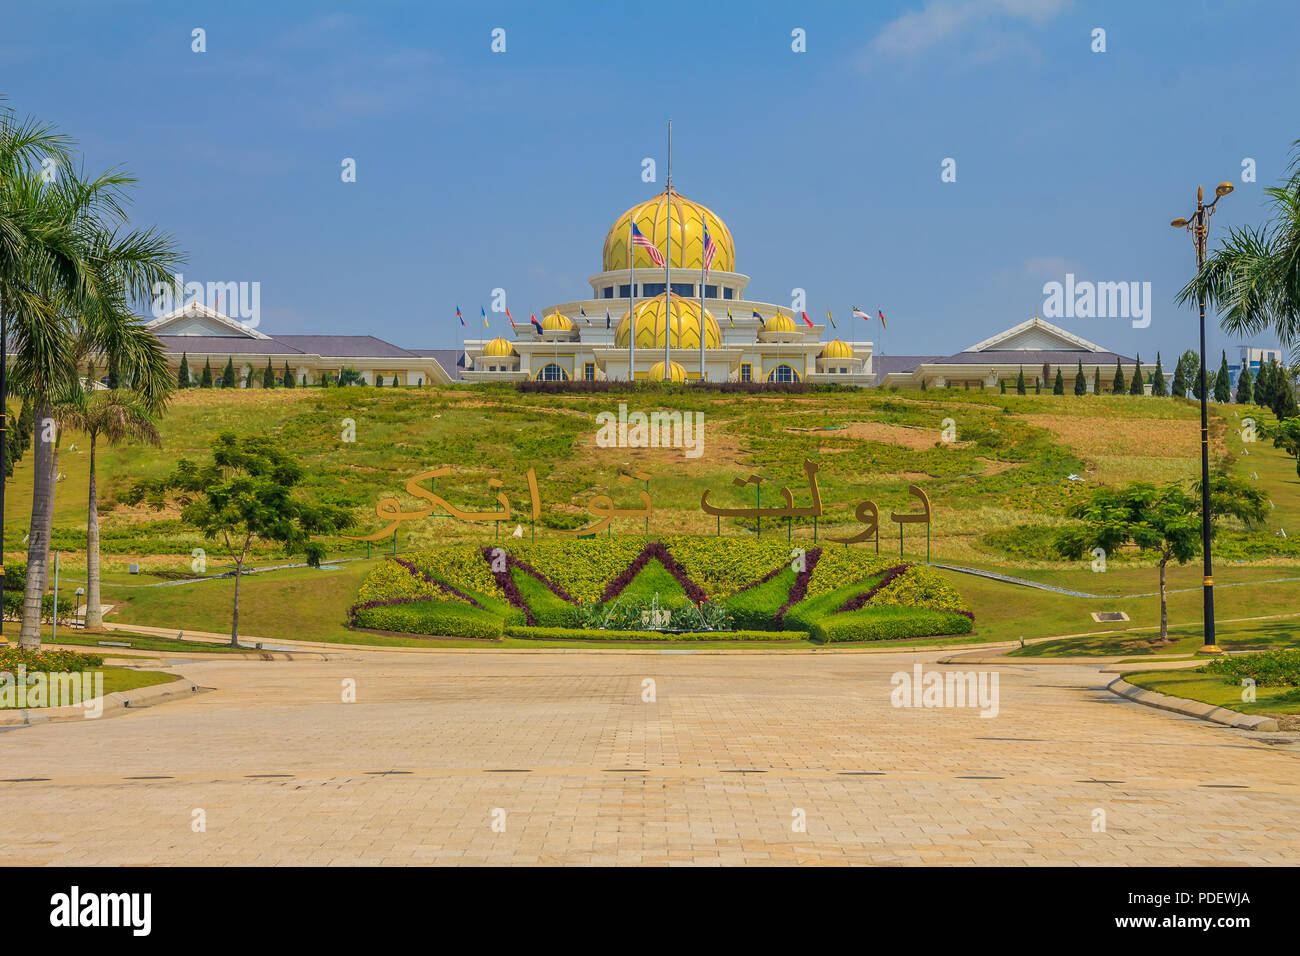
[506, 306, 516, 329]
[800, 310, 813, 327]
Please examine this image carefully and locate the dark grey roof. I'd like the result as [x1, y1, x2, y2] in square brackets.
[271, 335, 419, 358]
[157, 335, 305, 355]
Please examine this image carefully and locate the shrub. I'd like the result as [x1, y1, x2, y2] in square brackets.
[511, 568, 575, 627]
[354, 559, 446, 604]
[801, 548, 896, 599]
[725, 568, 796, 629]
[781, 572, 887, 631]
[811, 606, 974, 643]
[352, 599, 506, 639]
[1200, 649, 1300, 687]
[504, 626, 804, 642]
[0, 646, 103, 673]
[866, 565, 970, 614]
[405, 546, 503, 599]
[2, 590, 76, 624]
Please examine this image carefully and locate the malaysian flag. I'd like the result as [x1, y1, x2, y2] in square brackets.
[631, 222, 665, 268]
[530, 312, 543, 334]
[457, 306, 465, 327]
[853, 306, 870, 322]
[878, 309, 887, 330]
[703, 227, 718, 277]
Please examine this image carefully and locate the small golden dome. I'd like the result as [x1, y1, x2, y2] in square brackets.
[647, 360, 687, 383]
[482, 336, 515, 357]
[763, 313, 797, 334]
[821, 338, 853, 359]
[615, 293, 721, 350]
[540, 311, 574, 331]
[603, 190, 736, 273]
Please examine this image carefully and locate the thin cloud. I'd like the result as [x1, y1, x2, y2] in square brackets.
[869, 0, 1069, 58]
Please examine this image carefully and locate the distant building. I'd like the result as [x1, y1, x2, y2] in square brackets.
[1228, 345, 1285, 387]
[144, 302, 458, 386]
[874, 315, 1156, 392]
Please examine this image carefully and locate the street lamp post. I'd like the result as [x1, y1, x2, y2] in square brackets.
[1170, 181, 1233, 654]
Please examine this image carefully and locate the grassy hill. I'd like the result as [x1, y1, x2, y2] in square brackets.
[4, 382, 1296, 583]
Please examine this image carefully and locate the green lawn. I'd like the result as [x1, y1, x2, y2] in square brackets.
[0, 666, 178, 709]
[1121, 667, 1300, 717]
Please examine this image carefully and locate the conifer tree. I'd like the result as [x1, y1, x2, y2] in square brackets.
[1016, 366, 1026, 395]
[1213, 351, 1232, 403]
[283, 362, 295, 388]
[1235, 365, 1253, 404]
[1170, 356, 1187, 397]
[1053, 368, 1064, 394]
[200, 358, 214, 388]
[263, 359, 276, 388]
[1073, 360, 1085, 396]
[1112, 357, 1125, 394]
[1129, 354, 1144, 395]
[1151, 353, 1167, 397]
[221, 357, 236, 388]
[374, 374, 383, 387]
[177, 352, 190, 389]
[1092, 368, 1101, 394]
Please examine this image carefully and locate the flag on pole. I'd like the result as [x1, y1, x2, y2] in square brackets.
[457, 306, 465, 327]
[826, 308, 837, 329]
[702, 227, 718, 277]
[878, 309, 887, 329]
[800, 310, 813, 327]
[752, 310, 762, 320]
[481, 306, 489, 329]
[580, 306, 587, 321]
[852, 306, 870, 322]
[606, 309, 611, 329]
[727, 308, 734, 329]
[530, 312, 543, 334]
[506, 306, 516, 329]
[631, 222, 665, 268]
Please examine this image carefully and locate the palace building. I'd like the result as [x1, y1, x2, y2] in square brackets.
[461, 190, 874, 385]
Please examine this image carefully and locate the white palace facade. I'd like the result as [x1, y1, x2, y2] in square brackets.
[461, 190, 874, 385]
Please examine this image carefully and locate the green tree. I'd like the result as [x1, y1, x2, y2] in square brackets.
[262, 359, 275, 389]
[391, 375, 399, 387]
[1053, 368, 1064, 394]
[338, 366, 364, 386]
[146, 433, 354, 646]
[200, 357, 213, 387]
[1055, 478, 1265, 642]
[1170, 354, 1188, 397]
[220, 357, 236, 388]
[282, 362, 294, 388]
[1015, 366, 1026, 395]
[374, 374, 383, 387]
[1213, 350, 1232, 403]
[1129, 354, 1144, 395]
[1267, 417, 1300, 478]
[1111, 357, 1125, 394]
[1151, 352, 1167, 396]
[61, 391, 160, 629]
[998, 378, 1005, 394]
[1092, 368, 1101, 395]
[177, 352, 190, 389]
[1235, 364, 1253, 404]
[1181, 138, 1300, 360]
[1073, 360, 1085, 396]
[1183, 349, 1204, 400]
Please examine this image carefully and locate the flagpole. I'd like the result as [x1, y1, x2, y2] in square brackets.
[664, 119, 672, 380]
[629, 225, 636, 383]
[699, 227, 706, 383]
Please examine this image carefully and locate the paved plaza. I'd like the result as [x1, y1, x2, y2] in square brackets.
[1, 649, 1297, 865]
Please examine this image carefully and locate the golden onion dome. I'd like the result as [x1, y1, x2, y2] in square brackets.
[602, 190, 736, 273]
[763, 312, 798, 334]
[647, 360, 687, 383]
[821, 338, 853, 359]
[540, 311, 574, 331]
[482, 336, 516, 357]
[614, 293, 722, 350]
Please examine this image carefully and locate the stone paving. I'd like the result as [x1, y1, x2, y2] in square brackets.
[0, 650, 1296, 865]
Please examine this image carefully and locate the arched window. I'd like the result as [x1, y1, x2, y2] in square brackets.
[767, 364, 799, 383]
[537, 363, 569, 381]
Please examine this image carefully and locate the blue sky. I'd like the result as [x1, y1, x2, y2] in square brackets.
[3, 0, 1297, 363]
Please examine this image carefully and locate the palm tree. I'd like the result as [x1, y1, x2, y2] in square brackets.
[1180, 138, 1300, 360]
[59, 391, 159, 629]
[6, 165, 180, 648]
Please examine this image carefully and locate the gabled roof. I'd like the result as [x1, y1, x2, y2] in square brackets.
[146, 301, 271, 339]
[963, 315, 1108, 354]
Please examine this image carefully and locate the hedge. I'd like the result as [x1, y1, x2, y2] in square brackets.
[725, 567, 796, 629]
[352, 600, 506, 639]
[810, 606, 975, 643]
[511, 568, 576, 627]
[504, 625, 806, 642]
[781, 572, 887, 631]
[2, 590, 76, 624]
[1201, 649, 1300, 687]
